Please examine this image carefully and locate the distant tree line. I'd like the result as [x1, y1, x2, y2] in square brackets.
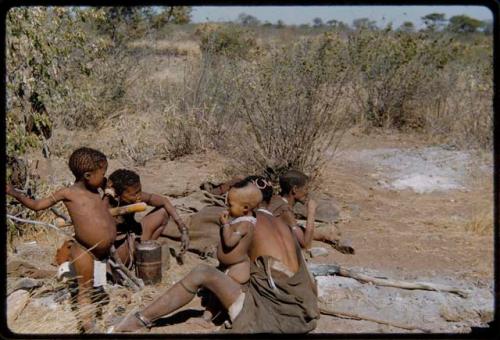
[234, 11, 492, 34]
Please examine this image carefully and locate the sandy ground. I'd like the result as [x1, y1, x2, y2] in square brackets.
[6, 131, 494, 335]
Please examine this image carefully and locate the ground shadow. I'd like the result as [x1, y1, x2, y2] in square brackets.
[154, 309, 205, 327]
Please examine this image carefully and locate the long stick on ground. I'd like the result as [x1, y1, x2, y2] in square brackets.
[319, 305, 431, 333]
[6, 214, 71, 236]
[308, 264, 469, 298]
[335, 266, 470, 298]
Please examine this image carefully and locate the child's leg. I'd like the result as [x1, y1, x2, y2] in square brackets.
[115, 238, 133, 268]
[313, 225, 354, 254]
[313, 224, 341, 244]
[70, 244, 97, 333]
[140, 207, 169, 241]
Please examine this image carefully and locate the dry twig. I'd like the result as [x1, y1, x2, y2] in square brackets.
[319, 304, 431, 333]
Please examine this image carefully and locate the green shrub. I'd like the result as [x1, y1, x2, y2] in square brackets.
[347, 30, 459, 128]
[6, 7, 134, 158]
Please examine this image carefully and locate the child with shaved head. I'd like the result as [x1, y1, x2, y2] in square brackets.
[218, 179, 263, 285]
[200, 178, 262, 323]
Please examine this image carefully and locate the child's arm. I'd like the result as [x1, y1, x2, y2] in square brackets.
[219, 211, 250, 248]
[142, 192, 189, 254]
[141, 192, 188, 231]
[6, 184, 67, 211]
[303, 199, 317, 249]
[279, 208, 307, 248]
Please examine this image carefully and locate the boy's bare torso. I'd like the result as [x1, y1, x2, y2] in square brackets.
[64, 185, 116, 259]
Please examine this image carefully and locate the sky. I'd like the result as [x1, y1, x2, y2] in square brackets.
[191, 6, 493, 28]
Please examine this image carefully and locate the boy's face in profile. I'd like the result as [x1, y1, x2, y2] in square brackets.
[227, 189, 248, 217]
[121, 183, 142, 204]
[293, 184, 309, 204]
[85, 161, 108, 189]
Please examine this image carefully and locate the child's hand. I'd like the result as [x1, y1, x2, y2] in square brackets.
[180, 229, 190, 255]
[105, 178, 113, 189]
[306, 199, 317, 214]
[220, 210, 230, 225]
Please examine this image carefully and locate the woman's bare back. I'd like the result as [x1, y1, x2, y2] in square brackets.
[250, 212, 299, 273]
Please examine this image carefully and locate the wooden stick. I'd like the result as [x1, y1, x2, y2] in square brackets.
[108, 259, 142, 292]
[335, 266, 470, 298]
[319, 305, 431, 333]
[7, 214, 71, 236]
[109, 246, 144, 290]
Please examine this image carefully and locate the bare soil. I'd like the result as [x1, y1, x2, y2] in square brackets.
[6, 130, 494, 334]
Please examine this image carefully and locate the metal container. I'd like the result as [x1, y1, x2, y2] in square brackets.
[134, 240, 162, 285]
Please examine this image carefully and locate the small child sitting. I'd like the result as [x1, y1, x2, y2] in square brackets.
[217, 180, 262, 285]
[200, 179, 262, 323]
[7, 147, 116, 333]
[103, 169, 189, 268]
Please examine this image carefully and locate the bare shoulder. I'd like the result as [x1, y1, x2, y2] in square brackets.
[234, 220, 254, 232]
[141, 191, 153, 201]
[52, 186, 73, 199]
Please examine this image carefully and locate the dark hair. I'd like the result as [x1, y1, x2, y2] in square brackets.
[109, 169, 141, 196]
[233, 175, 273, 203]
[68, 147, 107, 180]
[279, 170, 309, 195]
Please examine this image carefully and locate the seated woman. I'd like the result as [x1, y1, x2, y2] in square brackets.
[110, 176, 319, 333]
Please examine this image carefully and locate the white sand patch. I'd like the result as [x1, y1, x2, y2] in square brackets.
[391, 174, 463, 193]
[337, 147, 481, 193]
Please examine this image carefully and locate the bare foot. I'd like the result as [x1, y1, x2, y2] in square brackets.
[332, 239, 355, 255]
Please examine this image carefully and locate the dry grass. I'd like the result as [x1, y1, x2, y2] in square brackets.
[463, 210, 493, 235]
[127, 39, 201, 58]
[7, 245, 209, 334]
[7, 177, 70, 251]
[421, 69, 493, 150]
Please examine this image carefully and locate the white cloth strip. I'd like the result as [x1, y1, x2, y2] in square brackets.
[231, 216, 257, 225]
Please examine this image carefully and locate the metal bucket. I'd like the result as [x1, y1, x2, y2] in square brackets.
[134, 240, 162, 285]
